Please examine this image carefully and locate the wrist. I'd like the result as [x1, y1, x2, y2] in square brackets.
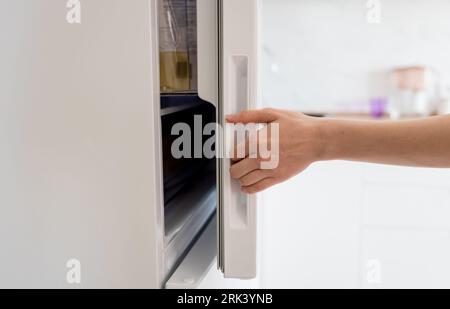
[313, 118, 343, 162]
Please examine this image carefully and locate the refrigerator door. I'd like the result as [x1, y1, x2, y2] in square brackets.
[218, 0, 259, 279]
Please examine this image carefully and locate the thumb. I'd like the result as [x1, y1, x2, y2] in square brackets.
[226, 108, 279, 124]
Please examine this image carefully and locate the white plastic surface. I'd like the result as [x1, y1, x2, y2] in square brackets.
[166, 217, 217, 289]
[0, 0, 165, 288]
[219, 0, 259, 279]
[197, 0, 219, 106]
[164, 184, 216, 278]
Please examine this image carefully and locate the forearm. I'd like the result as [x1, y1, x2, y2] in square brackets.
[318, 115, 450, 168]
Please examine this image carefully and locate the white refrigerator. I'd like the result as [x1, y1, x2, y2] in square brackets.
[0, 0, 261, 288]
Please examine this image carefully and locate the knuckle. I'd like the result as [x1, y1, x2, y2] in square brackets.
[240, 110, 253, 118]
[246, 187, 257, 194]
[239, 175, 248, 184]
[238, 111, 247, 117]
[265, 108, 282, 117]
[229, 166, 238, 178]
[253, 183, 262, 192]
[263, 108, 277, 114]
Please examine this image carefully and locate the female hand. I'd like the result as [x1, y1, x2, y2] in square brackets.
[226, 108, 325, 194]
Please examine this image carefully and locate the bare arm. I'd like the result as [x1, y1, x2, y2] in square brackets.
[227, 109, 450, 193]
[321, 115, 450, 168]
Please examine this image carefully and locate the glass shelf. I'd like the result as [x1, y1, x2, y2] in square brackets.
[160, 93, 206, 116]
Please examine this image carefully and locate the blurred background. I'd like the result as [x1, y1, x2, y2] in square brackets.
[257, 0, 450, 288]
[261, 0, 450, 116]
[3, 0, 450, 289]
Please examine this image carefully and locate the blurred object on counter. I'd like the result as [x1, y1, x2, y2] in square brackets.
[437, 84, 450, 115]
[370, 97, 388, 119]
[388, 66, 440, 119]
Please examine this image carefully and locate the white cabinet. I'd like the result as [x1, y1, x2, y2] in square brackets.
[359, 164, 450, 288]
[260, 161, 450, 288]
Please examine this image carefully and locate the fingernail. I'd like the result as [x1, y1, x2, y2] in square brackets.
[226, 114, 236, 122]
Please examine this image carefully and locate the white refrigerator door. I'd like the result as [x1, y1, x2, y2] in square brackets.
[165, 0, 260, 287]
[218, 0, 259, 279]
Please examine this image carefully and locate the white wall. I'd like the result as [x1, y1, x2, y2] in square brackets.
[261, 0, 450, 113]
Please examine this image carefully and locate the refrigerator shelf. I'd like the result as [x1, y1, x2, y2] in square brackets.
[160, 94, 207, 116]
[163, 163, 216, 279]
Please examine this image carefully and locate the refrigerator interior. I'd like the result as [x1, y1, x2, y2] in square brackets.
[158, 0, 217, 282]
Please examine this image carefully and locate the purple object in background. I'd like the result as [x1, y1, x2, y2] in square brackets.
[370, 97, 387, 118]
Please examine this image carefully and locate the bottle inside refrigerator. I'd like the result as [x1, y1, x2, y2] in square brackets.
[159, 0, 198, 93]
